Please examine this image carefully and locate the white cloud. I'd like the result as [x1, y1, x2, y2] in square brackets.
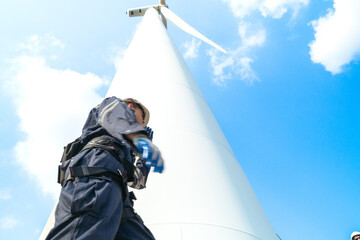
[238, 21, 266, 48]
[222, 0, 260, 18]
[214, 0, 308, 85]
[0, 190, 12, 200]
[17, 33, 65, 60]
[208, 50, 234, 86]
[1, 216, 19, 229]
[208, 48, 259, 86]
[222, 0, 308, 18]
[260, 0, 309, 19]
[183, 38, 202, 59]
[3, 34, 107, 199]
[207, 22, 265, 86]
[309, 0, 360, 74]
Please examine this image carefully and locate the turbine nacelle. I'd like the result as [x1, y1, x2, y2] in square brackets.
[126, 3, 227, 53]
[126, 4, 167, 18]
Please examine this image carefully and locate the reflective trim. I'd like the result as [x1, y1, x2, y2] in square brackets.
[99, 99, 120, 125]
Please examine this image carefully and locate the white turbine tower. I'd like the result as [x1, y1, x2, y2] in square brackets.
[41, 2, 279, 240]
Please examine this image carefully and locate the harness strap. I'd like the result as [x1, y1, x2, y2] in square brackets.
[63, 165, 127, 201]
[65, 165, 122, 182]
[81, 137, 136, 182]
[63, 165, 124, 187]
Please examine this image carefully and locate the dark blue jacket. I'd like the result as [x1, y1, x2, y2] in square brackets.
[69, 96, 151, 190]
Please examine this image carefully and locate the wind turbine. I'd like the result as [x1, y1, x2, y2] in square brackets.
[126, 0, 227, 53]
[40, 1, 280, 240]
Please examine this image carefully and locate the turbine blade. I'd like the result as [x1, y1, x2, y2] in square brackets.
[160, 6, 227, 54]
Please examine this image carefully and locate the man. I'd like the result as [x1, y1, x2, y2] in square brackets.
[46, 96, 164, 240]
[352, 232, 360, 240]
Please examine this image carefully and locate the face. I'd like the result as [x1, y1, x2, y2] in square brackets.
[129, 104, 145, 126]
[353, 236, 360, 240]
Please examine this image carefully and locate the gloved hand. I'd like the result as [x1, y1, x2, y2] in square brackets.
[133, 135, 164, 173]
[144, 126, 154, 140]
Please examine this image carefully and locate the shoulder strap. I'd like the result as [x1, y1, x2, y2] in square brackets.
[60, 137, 83, 163]
[81, 136, 136, 182]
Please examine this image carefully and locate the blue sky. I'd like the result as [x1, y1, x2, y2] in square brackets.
[0, 0, 359, 239]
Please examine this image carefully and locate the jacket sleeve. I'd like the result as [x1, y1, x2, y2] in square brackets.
[97, 96, 145, 140]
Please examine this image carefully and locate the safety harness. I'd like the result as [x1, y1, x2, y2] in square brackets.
[57, 136, 141, 224]
[58, 136, 136, 186]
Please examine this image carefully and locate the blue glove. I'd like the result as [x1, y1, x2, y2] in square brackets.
[144, 126, 154, 140]
[135, 138, 164, 173]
